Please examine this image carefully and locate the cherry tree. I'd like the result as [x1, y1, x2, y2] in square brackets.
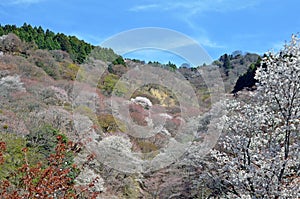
[200, 35, 299, 198]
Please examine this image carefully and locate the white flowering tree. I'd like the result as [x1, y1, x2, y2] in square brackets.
[200, 35, 299, 198]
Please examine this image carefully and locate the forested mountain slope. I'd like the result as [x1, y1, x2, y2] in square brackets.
[1, 24, 298, 198]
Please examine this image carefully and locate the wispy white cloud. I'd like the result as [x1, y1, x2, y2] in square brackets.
[0, 0, 44, 6]
[180, 20, 225, 49]
[199, 37, 225, 49]
[128, 0, 261, 51]
[129, 0, 261, 14]
[129, 4, 159, 12]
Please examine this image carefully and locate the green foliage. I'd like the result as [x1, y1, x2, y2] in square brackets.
[112, 56, 126, 66]
[212, 60, 222, 67]
[99, 74, 119, 95]
[26, 124, 61, 158]
[232, 56, 263, 93]
[130, 58, 144, 64]
[60, 62, 80, 80]
[136, 140, 158, 153]
[89, 46, 119, 62]
[97, 114, 126, 133]
[221, 53, 232, 76]
[131, 84, 178, 106]
[165, 61, 177, 71]
[135, 140, 159, 160]
[122, 177, 140, 199]
[148, 60, 161, 66]
[0, 135, 96, 198]
[0, 23, 94, 63]
[0, 133, 42, 181]
[98, 74, 128, 96]
[25, 125, 77, 179]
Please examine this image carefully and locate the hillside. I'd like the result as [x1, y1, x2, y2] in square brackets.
[0, 23, 94, 63]
[0, 25, 279, 198]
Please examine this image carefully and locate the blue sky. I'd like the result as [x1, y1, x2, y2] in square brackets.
[1, 0, 299, 65]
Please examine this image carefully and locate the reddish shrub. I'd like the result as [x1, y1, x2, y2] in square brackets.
[0, 136, 99, 199]
[129, 103, 149, 126]
[0, 142, 6, 165]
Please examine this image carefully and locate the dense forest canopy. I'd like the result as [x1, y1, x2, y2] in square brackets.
[0, 23, 94, 63]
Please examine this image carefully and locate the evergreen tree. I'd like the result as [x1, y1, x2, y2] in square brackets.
[0, 23, 94, 63]
[222, 53, 231, 76]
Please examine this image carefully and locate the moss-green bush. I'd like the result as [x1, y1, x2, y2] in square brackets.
[89, 46, 119, 62]
[26, 124, 63, 158]
[60, 62, 80, 80]
[2, 124, 8, 129]
[122, 177, 140, 199]
[97, 114, 127, 133]
[0, 133, 42, 181]
[135, 140, 159, 160]
[98, 74, 128, 96]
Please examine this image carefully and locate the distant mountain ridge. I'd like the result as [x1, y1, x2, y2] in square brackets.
[0, 23, 262, 94]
